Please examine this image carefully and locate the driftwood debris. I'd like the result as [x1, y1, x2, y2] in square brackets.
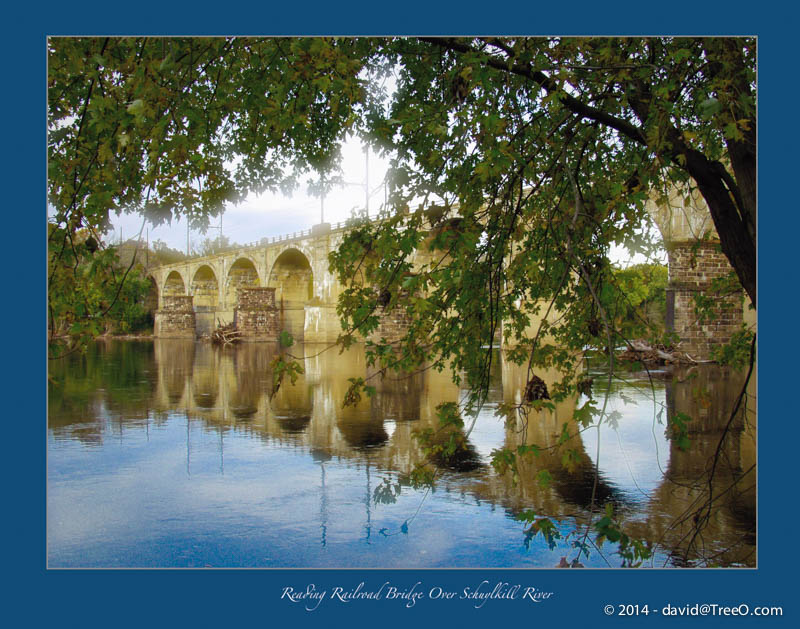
[211, 322, 243, 346]
[617, 339, 702, 365]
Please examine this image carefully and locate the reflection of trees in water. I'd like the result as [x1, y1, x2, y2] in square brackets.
[48, 339, 161, 444]
[49, 345, 104, 434]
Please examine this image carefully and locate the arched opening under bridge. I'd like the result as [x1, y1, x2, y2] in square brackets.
[163, 270, 186, 299]
[269, 248, 313, 342]
[192, 265, 220, 335]
[225, 257, 260, 310]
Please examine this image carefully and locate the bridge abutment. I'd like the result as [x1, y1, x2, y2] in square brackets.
[666, 241, 744, 361]
[646, 185, 750, 362]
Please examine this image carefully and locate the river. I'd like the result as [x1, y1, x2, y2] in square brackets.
[47, 339, 756, 568]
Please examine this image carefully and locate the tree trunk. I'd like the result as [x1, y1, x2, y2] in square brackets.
[684, 149, 757, 306]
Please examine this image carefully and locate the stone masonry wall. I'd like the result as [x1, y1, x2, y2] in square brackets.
[370, 293, 415, 344]
[374, 306, 414, 343]
[162, 295, 194, 310]
[667, 241, 743, 361]
[235, 287, 279, 341]
[154, 296, 196, 338]
[237, 286, 276, 309]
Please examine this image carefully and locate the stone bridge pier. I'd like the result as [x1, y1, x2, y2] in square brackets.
[147, 223, 350, 343]
[153, 295, 195, 339]
[647, 187, 754, 361]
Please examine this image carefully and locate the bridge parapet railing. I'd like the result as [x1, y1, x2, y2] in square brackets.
[151, 209, 394, 270]
[243, 212, 386, 248]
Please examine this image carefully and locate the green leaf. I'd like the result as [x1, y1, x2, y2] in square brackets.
[698, 97, 721, 120]
[126, 99, 145, 116]
[536, 469, 552, 488]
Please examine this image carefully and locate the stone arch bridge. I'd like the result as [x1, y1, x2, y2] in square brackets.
[149, 222, 346, 343]
[147, 193, 752, 360]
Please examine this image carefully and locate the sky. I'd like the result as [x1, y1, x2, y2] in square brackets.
[106, 134, 661, 266]
[107, 137, 391, 253]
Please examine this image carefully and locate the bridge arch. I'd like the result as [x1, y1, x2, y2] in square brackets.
[162, 270, 187, 297]
[225, 257, 260, 309]
[139, 274, 159, 326]
[191, 265, 220, 310]
[269, 248, 314, 300]
[269, 247, 314, 341]
[190, 265, 221, 335]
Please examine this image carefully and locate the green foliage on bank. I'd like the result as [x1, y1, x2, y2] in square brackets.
[48, 223, 155, 356]
[601, 263, 668, 342]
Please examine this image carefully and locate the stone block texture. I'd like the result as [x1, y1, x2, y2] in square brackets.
[235, 287, 279, 341]
[667, 241, 743, 361]
[370, 291, 415, 344]
[154, 296, 196, 338]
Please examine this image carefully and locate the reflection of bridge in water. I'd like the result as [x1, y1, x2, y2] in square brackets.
[47, 338, 754, 565]
[143, 340, 755, 566]
[147, 182, 755, 361]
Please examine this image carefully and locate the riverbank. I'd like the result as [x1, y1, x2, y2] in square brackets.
[96, 332, 155, 340]
[616, 339, 712, 365]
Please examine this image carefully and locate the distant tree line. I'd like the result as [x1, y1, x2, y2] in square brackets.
[49, 226, 157, 354]
[602, 263, 669, 343]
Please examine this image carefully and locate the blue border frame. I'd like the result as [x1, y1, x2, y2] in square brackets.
[17, 2, 794, 626]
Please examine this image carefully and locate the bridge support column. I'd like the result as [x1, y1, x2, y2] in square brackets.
[154, 296, 196, 339]
[370, 301, 414, 344]
[303, 304, 341, 343]
[667, 240, 743, 361]
[234, 287, 279, 341]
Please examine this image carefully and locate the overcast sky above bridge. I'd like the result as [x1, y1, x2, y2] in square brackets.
[108, 137, 392, 253]
[107, 134, 661, 266]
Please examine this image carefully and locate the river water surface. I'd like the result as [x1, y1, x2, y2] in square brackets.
[47, 340, 756, 568]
